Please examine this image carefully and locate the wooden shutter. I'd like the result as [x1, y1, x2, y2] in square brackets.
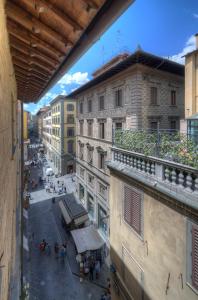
[192, 223, 198, 290]
[124, 186, 142, 235]
[131, 190, 141, 235]
[124, 186, 132, 225]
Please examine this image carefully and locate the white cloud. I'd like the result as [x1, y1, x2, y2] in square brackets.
[167, 35, 196, 64]
[60, 90, 67, 96]
[193, 13, 198, 18]
[58, 72, 89, 86]
[23, 104, 29, 110]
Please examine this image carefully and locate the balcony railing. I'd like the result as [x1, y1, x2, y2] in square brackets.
[113, 129, 198, 169]
[112, 147, 198, 194]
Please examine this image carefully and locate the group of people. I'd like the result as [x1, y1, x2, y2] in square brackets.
[45, 180, 67, 195]
[39, 239, 67, 261]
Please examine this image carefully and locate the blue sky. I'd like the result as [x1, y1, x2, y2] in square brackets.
[24, 0, 198, 114]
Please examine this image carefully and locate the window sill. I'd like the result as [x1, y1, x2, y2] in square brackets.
[186, 283, 198, 295]
[150, 104, 159, 106]
[169, 105, 177, 108]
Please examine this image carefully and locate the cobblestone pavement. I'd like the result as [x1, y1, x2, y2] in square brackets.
[23, 146, 108, 300]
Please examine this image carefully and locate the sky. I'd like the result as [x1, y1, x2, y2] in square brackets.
[24, 0, 198, 114]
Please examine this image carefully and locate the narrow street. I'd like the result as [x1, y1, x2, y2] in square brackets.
[23, 144, 107, 300]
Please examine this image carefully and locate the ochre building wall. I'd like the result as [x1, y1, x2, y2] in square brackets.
[0, 1, 21, 299]
[109, 172, 198, 300]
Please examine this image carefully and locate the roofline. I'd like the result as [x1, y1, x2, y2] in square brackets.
[35, 0, 134, 103]
[67, 50, 184, 98]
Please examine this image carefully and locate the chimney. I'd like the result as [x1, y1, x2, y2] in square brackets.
[195, 33, 198, 49]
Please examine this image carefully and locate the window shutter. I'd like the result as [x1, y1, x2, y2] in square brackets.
[131, 190, 141, 235]
[124, 187, 132, 225]
[192, 223, 198, 290]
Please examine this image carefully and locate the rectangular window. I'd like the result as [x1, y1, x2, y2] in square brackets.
[98, 182, 106, 198]
[115, 89, 123, 107]
[99, 96, 104, 110]
[67, 104, 74, 111]
[80, 102, 83, 114]
[88, 173, 94, 186]
[171, 90, 176, 106]
[87, 149, 93, 165]
[170, 120, 176, 130]
[99, 153, 105, 169]
[87, 193, 94, 219]
[115, 122, 122, 130]
[88, 99, 92, 113]
[124, 186, 142, 236]
[150, 121, 158, 130]
[99, 122, 105, 139]
[150, 87, 158, 105]
[68, 141, 74, 153]
[80, 122, 83, 136]
[79, 145, 84, 160]
[87, 121, 93, 137]
[80, 167, 85, 179]
[67, 127, 74, 137]
[98, 205, 108, 236]
[67, 115, 74, 124]
[79, 184, 84, 201]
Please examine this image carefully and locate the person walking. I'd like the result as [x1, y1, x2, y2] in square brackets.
[95, 260, 101, 279]
[89, 261, 94, 281]
[64, 186, 67, 193]
[45, 243, 51, 256]
[54, 242, 59, 258]
[60, 245, 66, 262]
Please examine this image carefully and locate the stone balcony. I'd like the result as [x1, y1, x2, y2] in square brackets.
[107, 147, 198, 212]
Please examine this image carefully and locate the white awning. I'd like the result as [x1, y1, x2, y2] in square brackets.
[71, 226, 104, 253]
[59, 201, 72, 225]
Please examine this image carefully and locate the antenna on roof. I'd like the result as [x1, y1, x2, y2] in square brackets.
[136, 44, 142, 51]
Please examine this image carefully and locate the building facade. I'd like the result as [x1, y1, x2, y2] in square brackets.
[69, 50, 184, 247]
[36, 106, 49, 142]
[50, 96, 76, 175]
[42, 107, 52, 160]
[107, 147, 198, 300]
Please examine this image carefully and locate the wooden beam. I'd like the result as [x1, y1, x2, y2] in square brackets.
[7, 18, 65, 59]
[15, 73, 46, 87]
[6, 1, 73, 47]
[14, 65, 48, 82]
[14, 65, 49, 81]
[36, 0, 84, 31]
[13, 59, 51, 77]
[82, 0, 100, 10]
[10, 46, 56, 70]
[16, 75, 45, 88]
[9, 35, 59, 67]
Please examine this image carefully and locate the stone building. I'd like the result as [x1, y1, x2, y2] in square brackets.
[107, 147, 198, 300]
[36, 106, 49, 142]
[50, 96, 76, 175]
[68, 50, 184, 247]
[42, 107, 52, 160]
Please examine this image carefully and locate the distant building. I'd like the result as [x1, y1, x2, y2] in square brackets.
[42, 107, 52, 160]
[50, 96, 76, 175]
[36, 106, 49, 141]
[68, 50, 184, 249]
[23, 110, 29, 140]
[185, 34, 198, 142]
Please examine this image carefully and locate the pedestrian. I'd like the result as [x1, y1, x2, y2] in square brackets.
[53, 186, 56, 193]
[95, 260, 101, 279]
[54, 242, 59, 258]
[89, 261, 94, 281]
[45, 243, 51, 256]
[57, 180, 59, 185]
[60, 245, 66, 262]
[64, 186, 67, 193]
[106, 278, 111, 295]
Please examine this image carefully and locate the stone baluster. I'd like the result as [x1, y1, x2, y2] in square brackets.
[151, 163, 155, 175]
[164, 167, 170, 183]
[142, 160, 145, 172]
[194, 177, 198, 193]
[146, 161, 150, 173]
[185, 173, 193, 192]
[171, 169, 177, 185]
[137, 159, 141, 170]
[178, 171, 185, 188]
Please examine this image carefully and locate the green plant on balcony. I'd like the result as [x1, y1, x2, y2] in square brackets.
[114, 130, 198, 168]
